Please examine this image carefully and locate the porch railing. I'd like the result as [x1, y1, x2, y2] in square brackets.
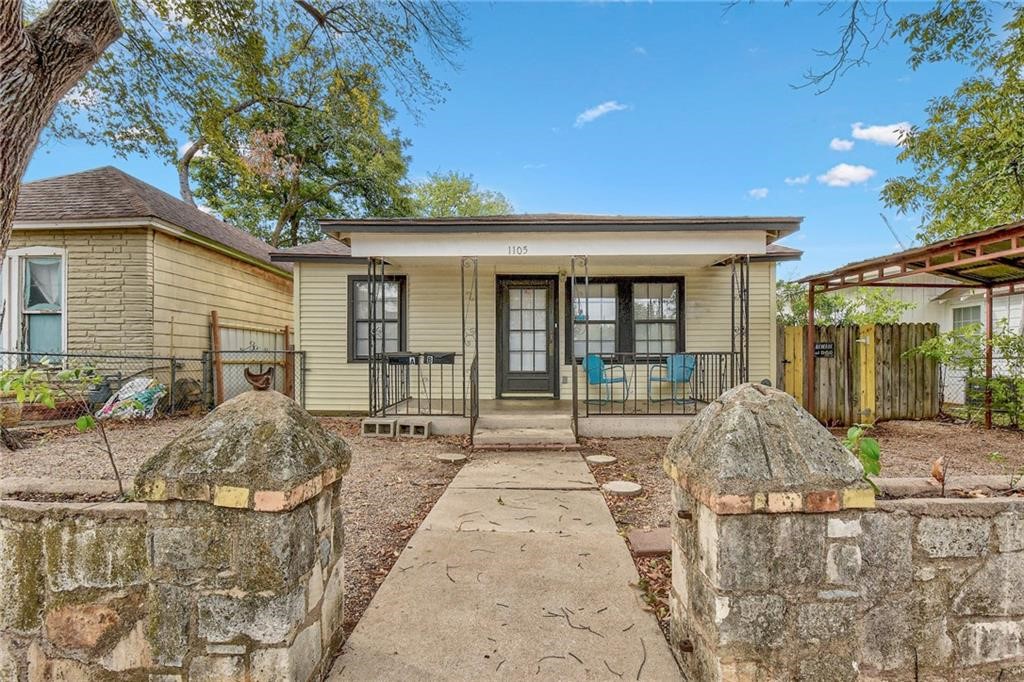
[371, 351, 464, 417]
[576, 351, 741, 417]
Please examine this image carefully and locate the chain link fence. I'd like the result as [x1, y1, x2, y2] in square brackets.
[0, 350, 304, 427]
[940, 359, 1023, 427]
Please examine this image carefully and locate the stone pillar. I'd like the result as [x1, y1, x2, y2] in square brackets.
[134, 390, 350, 681]
[664, 383, 874, 681]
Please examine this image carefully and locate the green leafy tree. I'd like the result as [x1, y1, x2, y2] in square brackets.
[883, 7, 1024, 241]
[776, 281, 916, 327]
[190, 65, 414, 248]
[47, 1, 465, 208]
[412, 171, 514, 217]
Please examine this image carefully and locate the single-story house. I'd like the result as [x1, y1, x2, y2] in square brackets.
[273, 214, 801, 439]
[7, 166, 293, 360]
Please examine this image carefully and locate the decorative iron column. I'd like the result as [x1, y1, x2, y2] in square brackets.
[460, 257, 479, 421]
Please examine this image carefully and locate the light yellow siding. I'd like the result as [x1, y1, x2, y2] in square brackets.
[294, 259, 777, 413]
[151, 232, 292, 356]
[7, 229, 154, 354]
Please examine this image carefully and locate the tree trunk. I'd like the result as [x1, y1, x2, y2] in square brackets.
[0, 0, 121, 260]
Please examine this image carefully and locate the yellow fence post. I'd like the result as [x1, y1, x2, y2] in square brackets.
[859, 324, 876, 425]
[784, 326, 804, 406]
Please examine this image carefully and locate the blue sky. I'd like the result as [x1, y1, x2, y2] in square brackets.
[25, 1, 977, 279]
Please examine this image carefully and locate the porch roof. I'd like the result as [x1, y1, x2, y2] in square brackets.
[322, 213, 801, 239]
[799, 219, 1024, 293]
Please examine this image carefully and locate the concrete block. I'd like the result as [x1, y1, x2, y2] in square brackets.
[361, 418, 397, 438]
[397, 419, 431, 439]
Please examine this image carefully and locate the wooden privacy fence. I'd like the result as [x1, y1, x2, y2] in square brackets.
[778, 323, 940, 426]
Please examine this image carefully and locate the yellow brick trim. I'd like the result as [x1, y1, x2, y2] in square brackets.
[213, 485, 250, 509]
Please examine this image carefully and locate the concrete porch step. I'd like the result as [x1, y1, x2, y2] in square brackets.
[475, 413, 571, 430]
[471, 426, 579, 450]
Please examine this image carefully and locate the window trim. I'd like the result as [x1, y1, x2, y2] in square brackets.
[563, 276, 685, 363]
[2, 246, 68, 355]
[952, 304, 982, 330]
[346, 274, 407, 363]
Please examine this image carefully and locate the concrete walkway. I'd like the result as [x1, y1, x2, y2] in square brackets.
[328, 451, 682, 681]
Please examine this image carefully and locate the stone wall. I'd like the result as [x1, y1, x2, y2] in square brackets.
[0, 390, 350, 681]
[0, 499, 149, 679]
[666, 383, 1024, 681]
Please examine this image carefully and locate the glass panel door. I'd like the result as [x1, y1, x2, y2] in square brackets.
[508, 287, 548, 374]
[498, 278, 557, 395]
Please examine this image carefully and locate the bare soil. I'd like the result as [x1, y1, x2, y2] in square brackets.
[0, 415, 469, 641]
[829, 420, 1024, 479]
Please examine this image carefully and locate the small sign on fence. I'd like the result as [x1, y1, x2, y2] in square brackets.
[814, 342, 835, 358]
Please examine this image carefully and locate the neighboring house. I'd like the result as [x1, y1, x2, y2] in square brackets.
[7, 166, 293, 360]
[273, 215, 801, 437]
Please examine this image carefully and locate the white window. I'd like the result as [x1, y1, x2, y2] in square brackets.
[633, 282, 679, 356]
[953, 305, 982, 330]
[572, 283, 617, 357]
[2, 247, 67, 358]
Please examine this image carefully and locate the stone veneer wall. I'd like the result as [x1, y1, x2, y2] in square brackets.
[666, 384, 1024, 681]
[0, 390, 350, 681]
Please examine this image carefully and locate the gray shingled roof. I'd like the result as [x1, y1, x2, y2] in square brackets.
[15, 166, 289, 272]
[270, 239, 354, 262]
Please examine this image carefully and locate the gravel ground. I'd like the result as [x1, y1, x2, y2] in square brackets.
[0, 415, 469, 642]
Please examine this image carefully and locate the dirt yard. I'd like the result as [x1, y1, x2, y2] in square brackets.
[0, 415, 470, 640]
[829, 420, 1024, 479]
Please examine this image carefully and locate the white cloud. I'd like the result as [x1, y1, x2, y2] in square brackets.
[522, 162, 547, 170]
[633, 46, 647, 56]
[574, 100, 630, 128]
[748, 187, 769, 200]
[817, 163, 876, 187]
[196, 204, 214, 215]
[784, 175, 810, 186]
[851, 121, 911, 146]
[829, 137, 854, 152]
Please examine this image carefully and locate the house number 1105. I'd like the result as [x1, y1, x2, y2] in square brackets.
[507, 245, 528, 255]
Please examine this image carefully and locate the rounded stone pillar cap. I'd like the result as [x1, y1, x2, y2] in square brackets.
[666, 383, 863, 498]
[135, 391, 350, 506]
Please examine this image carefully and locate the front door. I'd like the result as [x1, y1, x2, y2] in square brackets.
[497, 277, 558, 396]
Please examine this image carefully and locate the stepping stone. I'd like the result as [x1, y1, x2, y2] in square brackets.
[627, 527, 671, 557]
[435, 453, 467, 464]
[585, 454, 617, 465]
[602, 480, 642, 497]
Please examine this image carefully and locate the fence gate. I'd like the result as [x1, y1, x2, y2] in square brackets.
[779, 322, 940, 425]
[209, 311, 296, 403]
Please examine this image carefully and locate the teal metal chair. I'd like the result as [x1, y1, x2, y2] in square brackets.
[647, 353, 696, 404]
[584, 354, 629, 404]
